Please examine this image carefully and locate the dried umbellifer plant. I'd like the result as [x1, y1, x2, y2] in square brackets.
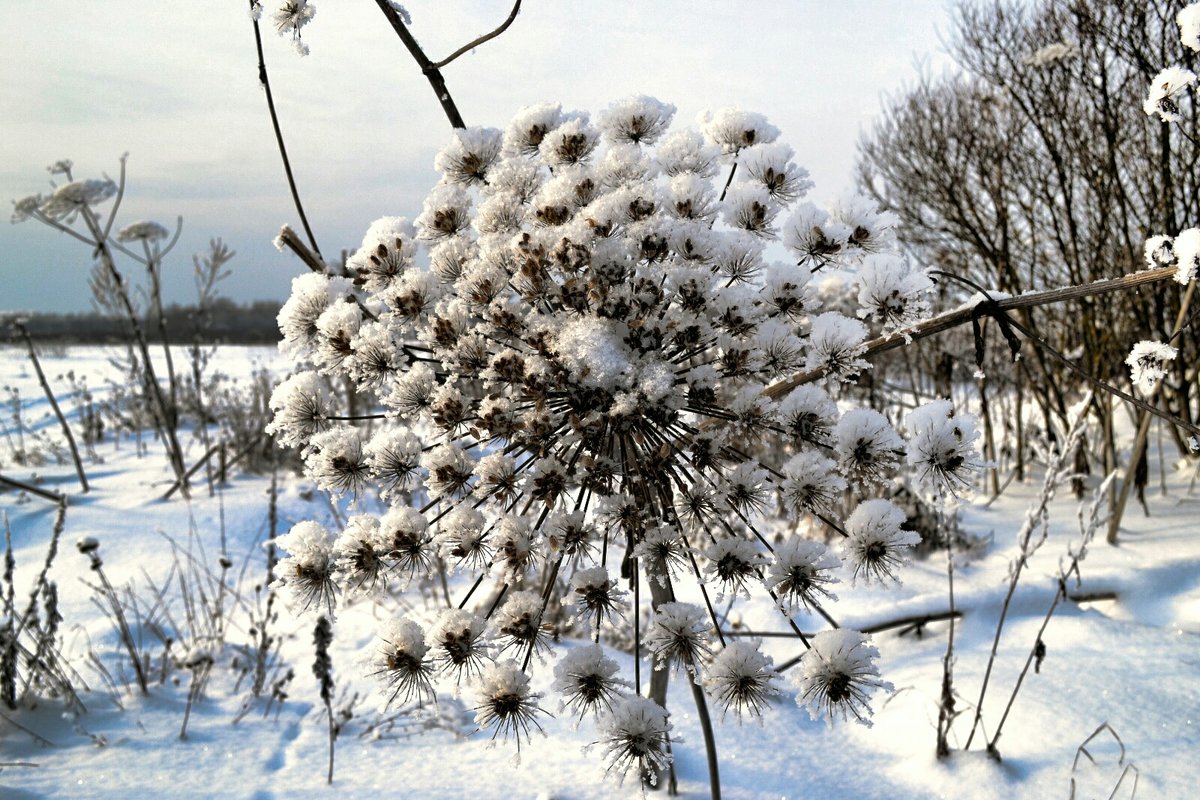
[265, 97, 987, 795]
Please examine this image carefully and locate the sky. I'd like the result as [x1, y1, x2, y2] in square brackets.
[0, 1, 957, 314]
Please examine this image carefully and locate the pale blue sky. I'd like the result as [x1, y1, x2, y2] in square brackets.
[0, 1, 955, 313]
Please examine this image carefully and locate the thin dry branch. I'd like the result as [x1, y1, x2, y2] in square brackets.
[373, 0, 466, 129]
[431, 2, 522, 69]
[0, 475, 66, 504]
[14, 323, 88, 493]
[249, 2, 322, 258]
[765, 265, 1181, 400]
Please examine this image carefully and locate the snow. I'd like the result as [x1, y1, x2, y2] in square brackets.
[1179, 3, 1200, 52]
[1, 344, 1199, 798]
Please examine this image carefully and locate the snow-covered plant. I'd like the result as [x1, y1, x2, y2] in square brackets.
[1181, 3, 1200, 52]
[251, 1, 316, 56]
[267, 97, 973, 789]
[793, 629, 890, 725]
[1143, 65, 1197, 122]
[1134, 8, 1200, 413]
[1125, 340, 1178, 397]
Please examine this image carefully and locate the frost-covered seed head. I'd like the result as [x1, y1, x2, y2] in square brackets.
[598, 95, 677, 145]
[567, 566, 629, 631]
[806, 312, 870, 380]
[272, 521, 337, 616]
[377, 507, 433, 582]
[597, 696, 673, 786]
[334, 514, 385, 593]
[1172, 228, 1200, 285]
[793, 629, 890, 725]
[372, 618, 434, 706]
[766, 536, 840, 614]
[842, 499, 919, 584]
[778, 385, 837, 449]
[645, 601, 712, 675]
[37, 179, 117, 221]
[553, 643, 627, 719]
[703, 536, 766, 600]
[905, 400, 985, 496]
[704, 641, 782, 721]
[780, 451, 847, 519]
[435, 127, 503, 186]
[304, 427, 370, 497]
[1143, 66, 1196, 122]
[116, 220, 169, 243]
[835, 409, 905, 488]
[1126, 340, 1178, 397]
[473, 660, 545, 749]
[855, 254, 932, 331]
[427, 608, 490, 681]
[701, 108, 780, 155]
[266, 370, 337, 450]
[493, 590, 552, 658]
[1180, 3, 1200, 52]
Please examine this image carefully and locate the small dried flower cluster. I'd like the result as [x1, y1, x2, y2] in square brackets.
[1125, 340, 1178, 397]
[1144, 11, 1200, 122]
[267, 97, 974, 783]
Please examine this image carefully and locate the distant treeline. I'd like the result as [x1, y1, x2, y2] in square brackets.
[1, 298, 283, 344]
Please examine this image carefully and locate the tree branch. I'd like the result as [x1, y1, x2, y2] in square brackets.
[765, 265, 1182, 400]
[250, 2, 323, 257]
[372, 0, 467, 129]
[431, 1, 522, 69]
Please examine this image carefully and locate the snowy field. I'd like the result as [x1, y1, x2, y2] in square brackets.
[1, 345, 1197, 799]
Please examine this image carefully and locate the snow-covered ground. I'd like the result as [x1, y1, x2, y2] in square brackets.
[1, 345, 1197, 799]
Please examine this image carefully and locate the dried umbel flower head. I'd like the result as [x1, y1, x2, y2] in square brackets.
[473, 660, 546, 750]
[553, 643, 628, 719]
[267, 96, 930, 776]
[37, 178, 117, 222]
[116, 220, 169, 243]
[794, 629, 891, 726]
[596, 696, 673, 785]
[272, 521, 338, 616]
[842, 499, 919, 584]
[371, 618, 434, 706]
[703, 640, 783, 721]
[1126, 340, 1178, 397]
[905, 400, 985, 497]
